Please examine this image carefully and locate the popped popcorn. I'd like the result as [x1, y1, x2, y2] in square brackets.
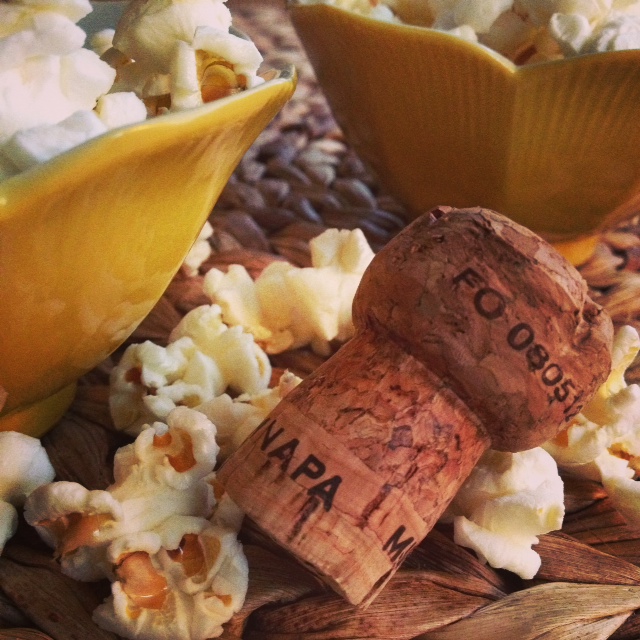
[203, 228, 375, 355]
[444, 447, 565, 579]
[25, 407, 248, 640]
[296, 0, 640, 63]
[1, 109, 108, 171]
[0, 13, 115, 143]
[0, 431, 55, 554]
[544, 325, 640, 527]
[182, 220, 214, 276]
[0, 0, 266, 181]
[107, 0, 264, 108]
[197, 369, 301, 460]
[112, 0, 233, 76]
[109, 305, 274, 436]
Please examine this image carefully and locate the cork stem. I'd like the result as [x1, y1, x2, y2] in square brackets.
[219, 329, 490, 605]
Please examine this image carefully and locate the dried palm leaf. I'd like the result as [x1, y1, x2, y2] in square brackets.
[418, 583, 640, 640]
[536, 533, 640, 585]
[0, 630, 55, 640]
[243, 570, 494, 639]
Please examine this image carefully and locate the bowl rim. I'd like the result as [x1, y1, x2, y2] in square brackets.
[0, 65, 296, 215]
[287, 1, 640, 73]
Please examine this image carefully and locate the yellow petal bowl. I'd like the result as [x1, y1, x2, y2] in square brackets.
[0, 66, 296, 438]
[288, 3, 640, 264]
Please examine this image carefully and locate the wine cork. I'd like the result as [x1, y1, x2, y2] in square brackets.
[218, 207, 613, 605]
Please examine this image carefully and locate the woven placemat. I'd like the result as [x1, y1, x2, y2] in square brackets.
[3, 2, 640, 639]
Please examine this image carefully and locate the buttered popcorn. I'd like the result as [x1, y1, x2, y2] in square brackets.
[0, 0, 265, 181]
[25, 407, 248, 640]
[293, 0, 640, 63]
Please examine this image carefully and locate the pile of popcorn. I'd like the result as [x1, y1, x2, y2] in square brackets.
[295, 0, 640, 64]
[0, 0, 264, 182]
[25, 407, 250, 640]
[3, 227, 640, 639]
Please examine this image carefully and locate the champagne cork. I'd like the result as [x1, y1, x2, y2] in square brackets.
[218, 207, 613, 606]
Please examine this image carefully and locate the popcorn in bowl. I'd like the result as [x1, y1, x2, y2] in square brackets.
[293, 0, 640, 63]
[0, 0, 266, 181]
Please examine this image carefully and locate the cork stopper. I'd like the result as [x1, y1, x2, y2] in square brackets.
[354, 206, 613, 451]
[218, 207, 613, 606]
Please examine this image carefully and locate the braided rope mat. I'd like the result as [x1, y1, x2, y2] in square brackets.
[3, 2, 640, 638]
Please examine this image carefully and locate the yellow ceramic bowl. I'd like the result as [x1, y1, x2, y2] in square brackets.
[288, 3, 640, 264]
[0, 67, 296, 438]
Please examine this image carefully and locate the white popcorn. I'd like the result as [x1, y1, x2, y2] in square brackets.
[170, 39, 204, 112]
[170, 305, 272, 394]
[446, 447, 565, 579]
[94, 91, 148, 129]
[111, 306, 272, 436]
[0, 0, 117, 172]
[599, 470, 640, 528]
[112, 0, 233, 76]
[25, 407, 248, 640]
[197, 370, 302, 459]
[583, 12, 640, 51]
[203, 228, 375, 355]
[182, 220, 214, 276]
[0, 431, 55, 554]
[311, 0, 640, 61]
[2, 110, 107, 170]
[549, 12, 594, 54]
[4, 0, 93, 26]
[544, 325, 640, 528]
[0, 0, 91, 39]
[170, 27, 264, 112]
[453, 517, 544, 579]
[109, 337, 226, 435]
[0, 45, 114, 144]
[169, 304, 227, 346]
[204, 325, 272, 393]
[193, 26, 264, 81]
[0, 12, 85, 71]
